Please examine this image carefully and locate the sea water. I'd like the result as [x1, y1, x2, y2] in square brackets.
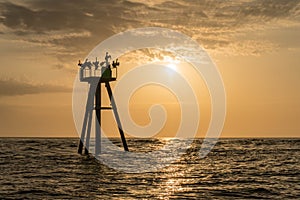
[0, 138, 299, 199]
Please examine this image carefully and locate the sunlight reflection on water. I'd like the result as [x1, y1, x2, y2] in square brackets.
[0, 138, 299, 199]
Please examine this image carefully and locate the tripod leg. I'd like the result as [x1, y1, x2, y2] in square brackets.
[78, 83, 96, 154]
[78, 106, 89, 154]
[95, 82, 101, 155]
[84, 108, 93, 155]
[105, 82, 129, 151]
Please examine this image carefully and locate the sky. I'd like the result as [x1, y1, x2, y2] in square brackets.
[0, 0, 299, 137]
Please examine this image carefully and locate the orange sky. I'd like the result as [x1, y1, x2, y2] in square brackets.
[0, 0, 299, 137]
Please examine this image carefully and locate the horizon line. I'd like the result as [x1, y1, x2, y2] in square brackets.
[0, 136, 299, 139]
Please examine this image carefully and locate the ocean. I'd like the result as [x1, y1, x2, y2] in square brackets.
[0, 138, 299, 199]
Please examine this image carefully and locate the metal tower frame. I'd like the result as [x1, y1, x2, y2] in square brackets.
[77, 55, 129, 155]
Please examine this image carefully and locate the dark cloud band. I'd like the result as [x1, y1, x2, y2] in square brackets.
[0, 78, 71, 96]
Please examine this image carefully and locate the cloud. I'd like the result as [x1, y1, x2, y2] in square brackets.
[213, 40, 279, 56]
[0, 78, 72, 97]
[0, 0, 145, 65]
[118, 48, 181, 66]
[0, 0, 299, 61]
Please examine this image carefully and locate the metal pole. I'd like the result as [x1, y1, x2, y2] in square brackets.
[95, 81, 101, 155]
[105, 82, 129, 151]
[84, 108, 93, 155]
[78, 83, 95, 154]
[78, 107, 88, 154]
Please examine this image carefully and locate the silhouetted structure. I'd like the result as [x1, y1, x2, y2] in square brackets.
[77, 53, 128, 155]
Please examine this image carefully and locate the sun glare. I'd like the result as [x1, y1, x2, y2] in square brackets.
[163, 56, 180, 71]
[167, 63, 177, 70]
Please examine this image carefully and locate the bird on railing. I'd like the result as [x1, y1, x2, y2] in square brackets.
[93, 57, 100, 70]
[80, 59, 92, 69]
[105, 52, 111, 67]
[112, 59, 120, 68]
[78, 60, 82, 66]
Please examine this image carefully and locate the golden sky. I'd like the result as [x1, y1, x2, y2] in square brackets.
[0, 0, 299, 137]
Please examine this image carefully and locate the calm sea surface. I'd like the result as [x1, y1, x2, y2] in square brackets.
[0, 138, 299, 199]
